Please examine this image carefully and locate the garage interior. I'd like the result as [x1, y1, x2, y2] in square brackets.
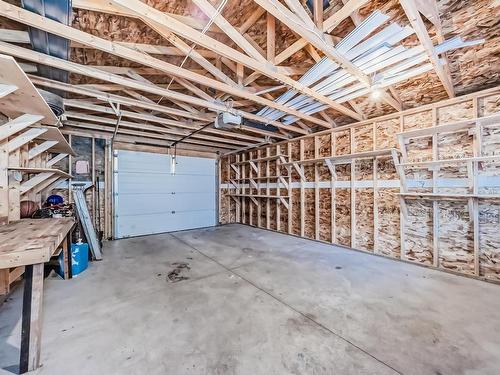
[0, 0, 499, 374]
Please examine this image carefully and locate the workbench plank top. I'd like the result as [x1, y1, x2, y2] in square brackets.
[0, 218, 75, 268]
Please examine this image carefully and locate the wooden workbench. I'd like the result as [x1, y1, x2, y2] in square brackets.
[0, 218, 75, 373]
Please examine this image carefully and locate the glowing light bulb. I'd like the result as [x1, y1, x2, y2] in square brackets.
[371, 89, 381, 100]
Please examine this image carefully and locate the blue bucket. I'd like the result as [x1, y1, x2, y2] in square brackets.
[57, 243, 89, 278]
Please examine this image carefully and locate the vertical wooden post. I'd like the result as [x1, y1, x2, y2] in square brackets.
[350, 128, 356, 248]
[313, 0, 324, 30]
[299, 139, 305, 237]
[266, 13, 275, 63]
[266, 147, 270, 229]
[331, 132, 336, 244]
[431, 107, 439, 268]
[257, 149, 262, 228]
[314, 136, 320, 240]
[0, 269, 9, 295]
[20, 263, 44, 374]
[8, 149, 20, 221]
[287, 143, 293, 234]
[472, 96, 480, 275]
[276, 145, 281, 231]
[0, 139, 8, 225]
[68, 134, 73, 204]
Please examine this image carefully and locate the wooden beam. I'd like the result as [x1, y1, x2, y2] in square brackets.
[63, 115, 248, 148]
[110, 0, 362, 121]
[0, 114, 43, 142]
[191, 0, 266, 62]
[72, 0, 222, 33]
[313, 0, 324, 29]
[141, 18, 238, 86]
[28, 140, 58, 160]
[399, 0, 455, 98]
[64, 100, 267, 143]
[0, 41, 308, 135]
[7, 128, 47, 153]
[253, 0, 370, 86]
[30, 75, 212, 122]
[46, 153, 68, 167]
[266, 13, 276, 63]
[0, 2, 320, 131]
[0, 83, 17, 98]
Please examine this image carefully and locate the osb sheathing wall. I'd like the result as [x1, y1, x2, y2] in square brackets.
[219, 87, 500, 282]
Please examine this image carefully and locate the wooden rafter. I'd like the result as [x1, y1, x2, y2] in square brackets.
[110, 0, 361, 121]
[0, 1, 331, 131]
[399, 0, 455, 98]
[253, 0, 370, 86]
[0, 40, 309, 136]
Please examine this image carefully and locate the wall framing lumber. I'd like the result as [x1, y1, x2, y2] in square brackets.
[220, 86, 500, 283]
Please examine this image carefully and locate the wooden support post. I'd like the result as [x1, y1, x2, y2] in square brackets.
[299, 139, 305, 237]
[313, 0, 324, 29]
[62, 235, 73, 279]
[287, 143, 293, 234]
[242, 153, 246, 224]
[431, 108, 439, 267]
[276, 145, 281, 231]
[249, 151, 253, 226]
[266, 147, 270, 229]
[331, 133, 336, 244]
[350, 128, 356, 248]
[235, 154, 241, 222]
[0, 139, 8, 225]
[257, 149, 262, 228]
[314, 136, 320, 240]
[20, 263, 44, 374]
[266, 12, 275, 63]
[0, 269, 9, 294]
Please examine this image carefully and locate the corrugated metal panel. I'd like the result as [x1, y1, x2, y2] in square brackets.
[114, 150, 216, 238]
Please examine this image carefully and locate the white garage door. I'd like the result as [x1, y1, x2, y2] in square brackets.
[114, 150, 217, 238]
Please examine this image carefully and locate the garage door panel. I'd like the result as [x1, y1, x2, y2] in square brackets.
[117, 174, 215, 194]
[115, 192, 215, 215]
[114, 150, 216, 238]
[117, 210, 214, 238]
[117, 152, 214, 175]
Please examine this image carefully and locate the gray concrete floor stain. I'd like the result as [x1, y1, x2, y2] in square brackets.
[0, 224, 499, 375]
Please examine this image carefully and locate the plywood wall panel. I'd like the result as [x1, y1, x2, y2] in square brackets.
[353, 125, 373, 153]
[375, 118, 399, 149]
[377, 188, 400, 258]
[403, 110, 432, 131]
[304, 189, 315, 239]
[319, 188, 331, 242]
[437, 101, 474, 124]
[355, 189, 374, 251]
[479, 202, 500, 280]
[404, 201, 433, 265]
[438, 201, 474, 275]
[218, 87, 500, 283]
[335, 188, 351, 247]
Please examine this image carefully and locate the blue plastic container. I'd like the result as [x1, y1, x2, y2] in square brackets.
[57, 242, 89, 278]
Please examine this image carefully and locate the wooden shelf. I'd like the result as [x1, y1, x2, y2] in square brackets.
[231, 154, 289, 165]
[8, 167, 72, 179]
[0, 54, 58, 125]
[281, 148, 396, 166]
[233, 176, 289, 181]
[229, 194, 290, 199]
[399, 193, 500, 200]
[397, 113, 500, 139]
[397, 155, 500, 168]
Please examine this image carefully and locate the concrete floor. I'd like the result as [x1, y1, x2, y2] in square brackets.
[1, 224, 499, 375]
